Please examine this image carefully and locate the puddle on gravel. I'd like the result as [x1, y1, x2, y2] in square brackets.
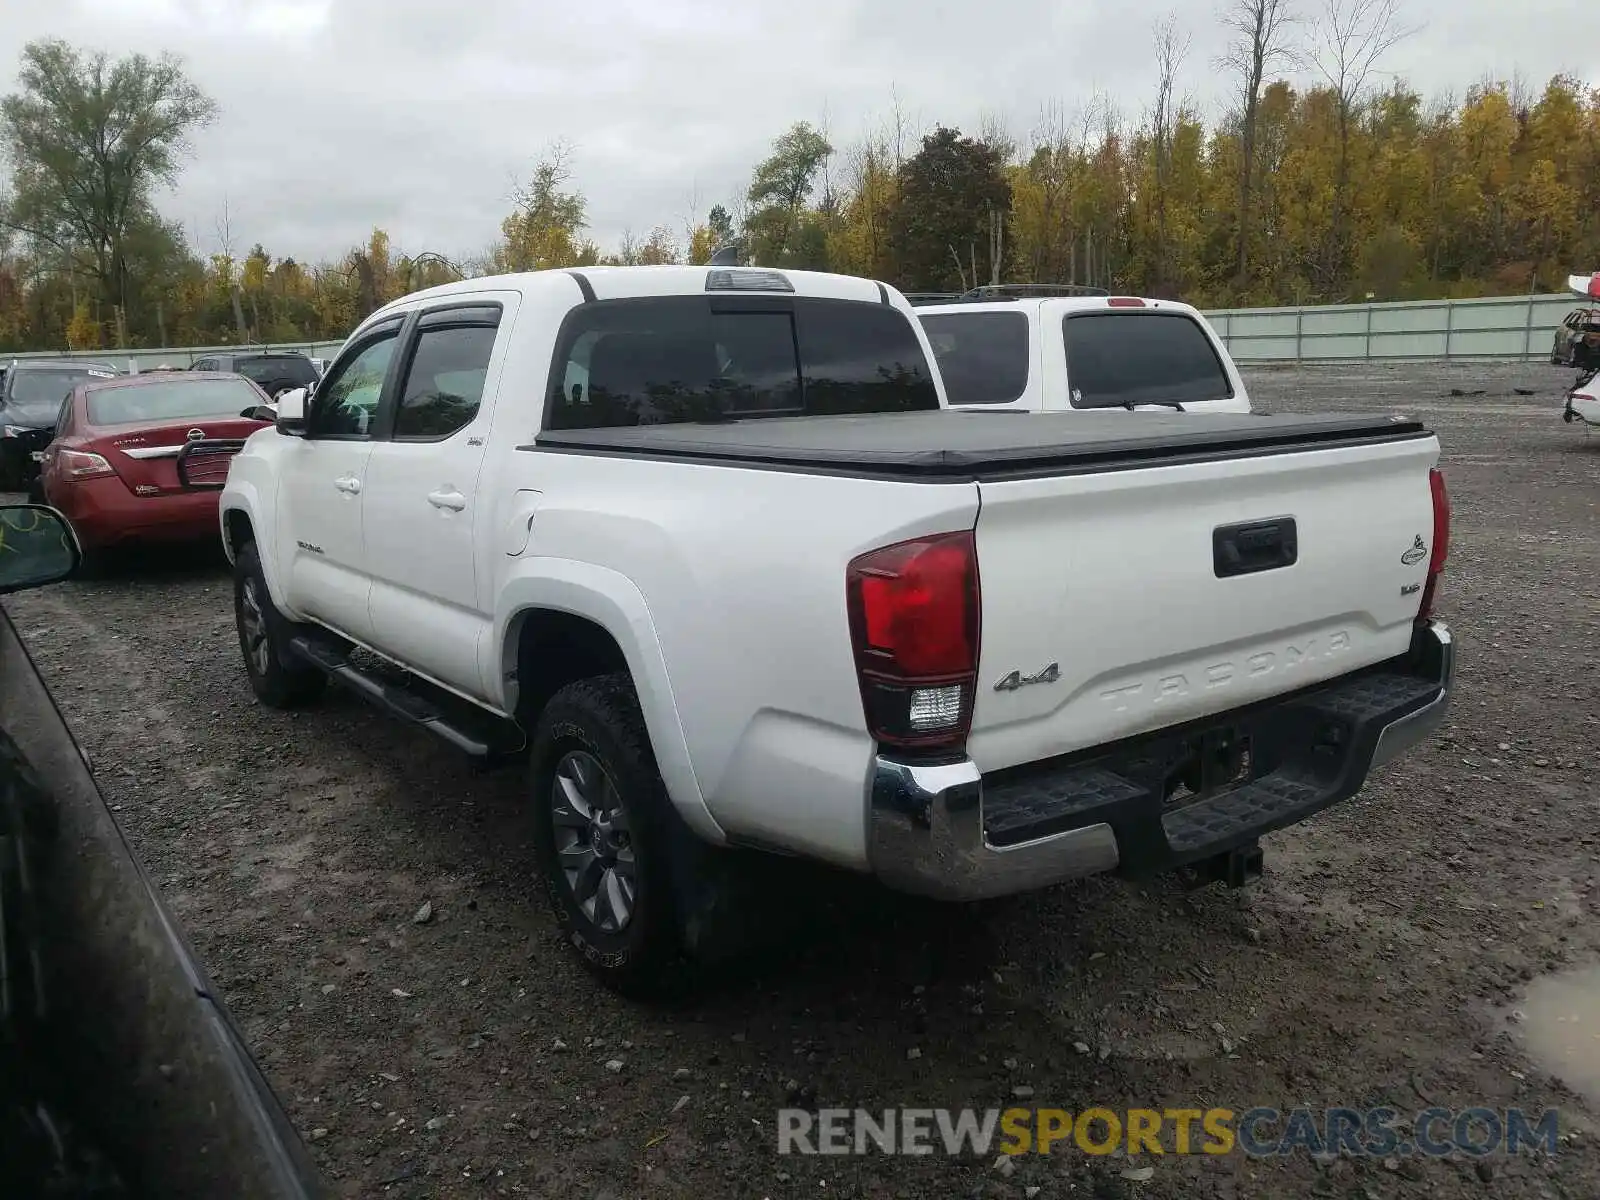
[1516, 967, 1600, 1104]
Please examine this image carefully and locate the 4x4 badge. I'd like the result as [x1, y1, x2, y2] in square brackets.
[1401, 536, 1428, 566]
[994, 663, 1061, 693]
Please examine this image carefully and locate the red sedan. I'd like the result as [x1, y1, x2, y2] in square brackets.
[40, 372, 275, 557]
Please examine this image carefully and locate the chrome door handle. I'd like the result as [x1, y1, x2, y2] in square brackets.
[428, 488, 466, 512]
[334, 475, 362, 495]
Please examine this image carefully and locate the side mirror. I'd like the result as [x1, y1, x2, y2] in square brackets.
[0, 504, 79, 593]
[275, 387, 308, 437]
[240, 405, 278, 423]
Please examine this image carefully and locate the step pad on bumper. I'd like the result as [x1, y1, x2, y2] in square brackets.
[1161, 770, 1324, 854]
[980, 666, 1444, 868]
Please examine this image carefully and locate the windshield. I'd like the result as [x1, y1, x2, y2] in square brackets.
[87, 377, 264, 426]
[545, 296, 940, 429]
[1062, 312, 1234, 408]
[920, 311, 1030, 404]
[6, 368, 112, 421]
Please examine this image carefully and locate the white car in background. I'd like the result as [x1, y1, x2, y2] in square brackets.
[1565, 380, 1600, 428]
[1561, 273, 1600, 430]
[913, 285, 1252, 414]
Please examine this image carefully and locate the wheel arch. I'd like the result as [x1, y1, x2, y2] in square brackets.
[223, 507, 254, 562]
[219, 486, 296, 617]
[494, 564, 722, 845]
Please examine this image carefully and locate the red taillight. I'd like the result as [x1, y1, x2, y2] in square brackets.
[1107, 297, 1147, 307]
[846, 531, 980, 749]
[58, 448, 115, 480]
[1417, 467, 1450, 623]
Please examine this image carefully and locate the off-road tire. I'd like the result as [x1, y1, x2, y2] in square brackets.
[234, 541, 326, 708]
[529, 674, 686, 997]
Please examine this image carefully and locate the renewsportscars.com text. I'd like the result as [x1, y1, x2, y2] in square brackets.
[776, 1106, 1560, 1159]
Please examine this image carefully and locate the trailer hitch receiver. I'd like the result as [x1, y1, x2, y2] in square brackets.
[1189, 841, 1264, 890]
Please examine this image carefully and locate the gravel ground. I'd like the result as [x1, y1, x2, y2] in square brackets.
[6, 359, 1600, 1200]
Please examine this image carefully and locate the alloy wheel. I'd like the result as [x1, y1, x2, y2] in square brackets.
[240, 576, 272, 677]
[549, 750, 636, 933]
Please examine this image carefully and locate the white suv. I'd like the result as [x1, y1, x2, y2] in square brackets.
[915, 288, 1251, 414]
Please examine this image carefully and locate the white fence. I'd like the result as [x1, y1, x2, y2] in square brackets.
[0, 291, 1580, 370]
[1203, 292, 1574, 363]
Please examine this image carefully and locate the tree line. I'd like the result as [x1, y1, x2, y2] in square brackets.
[1, 1, 1597, 353]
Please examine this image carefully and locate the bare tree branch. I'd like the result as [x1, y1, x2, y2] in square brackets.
[1312, 0, 1416, 116]
[1215, 0, 1301, 283]
[1148, 13, 1192, 293]
[1312, 0, 1418, 291]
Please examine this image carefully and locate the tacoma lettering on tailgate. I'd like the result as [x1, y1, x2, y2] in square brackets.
[1098, 631, 1353, 714]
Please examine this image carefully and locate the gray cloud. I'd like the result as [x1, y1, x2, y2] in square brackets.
[0, 0, 1584, 265]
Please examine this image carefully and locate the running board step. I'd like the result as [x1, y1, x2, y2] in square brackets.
[289, 636, 522, 760]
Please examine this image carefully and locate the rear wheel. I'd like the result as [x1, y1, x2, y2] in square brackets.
[234, 542, 326, 708]
[529, 674, 686, 996]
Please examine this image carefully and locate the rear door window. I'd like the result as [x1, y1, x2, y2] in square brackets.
[1062, 312, 1234, 408]
[545, 296, 937, 429]
[392, 306, 503, 440]
[919, 311, 1030, 404]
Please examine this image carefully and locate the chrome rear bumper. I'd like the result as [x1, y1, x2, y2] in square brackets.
[868, 621, 1454, 902]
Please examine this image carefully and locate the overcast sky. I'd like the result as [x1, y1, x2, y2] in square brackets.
[0, 0, 1585, 266]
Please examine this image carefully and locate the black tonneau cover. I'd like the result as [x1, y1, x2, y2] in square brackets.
[528, 409, 1430, 481]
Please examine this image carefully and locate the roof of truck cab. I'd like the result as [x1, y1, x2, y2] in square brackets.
[370, 266, 896, 317]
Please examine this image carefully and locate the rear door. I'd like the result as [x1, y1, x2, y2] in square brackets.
[360, 296, 514, 698]
[967, 433, 1440, 773]
[38, 392, 80, 500]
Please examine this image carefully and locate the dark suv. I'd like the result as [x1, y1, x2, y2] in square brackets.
[0, 359, 120, 492]
[191, 351, 320, 398]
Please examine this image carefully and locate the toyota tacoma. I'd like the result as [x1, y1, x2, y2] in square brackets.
[198, 265, 1454, 993]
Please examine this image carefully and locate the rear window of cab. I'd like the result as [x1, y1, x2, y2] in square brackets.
[544, 295, 940, 430]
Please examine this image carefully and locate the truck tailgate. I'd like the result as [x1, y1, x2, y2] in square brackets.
[969, 434, 1441, 773]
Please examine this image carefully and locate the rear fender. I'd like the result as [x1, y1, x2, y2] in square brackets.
[492, 559, 722, 844]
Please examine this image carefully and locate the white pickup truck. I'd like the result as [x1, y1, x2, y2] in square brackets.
[915, 289, 1253, 414]
[194, 265, 1454, 994]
